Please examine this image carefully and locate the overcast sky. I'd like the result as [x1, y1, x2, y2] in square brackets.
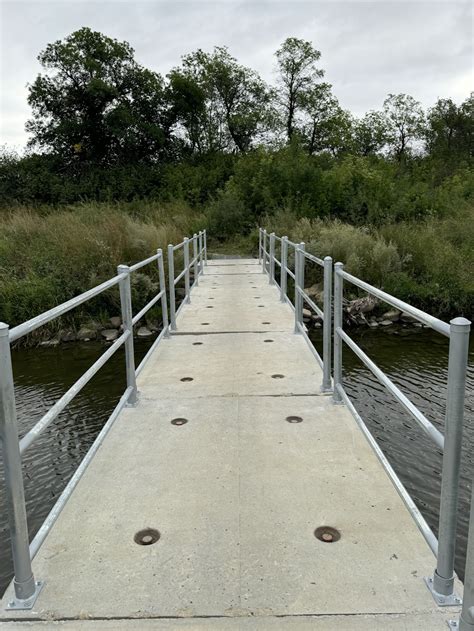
[0, 0, 472, 151]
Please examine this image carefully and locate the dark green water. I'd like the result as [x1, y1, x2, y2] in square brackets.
[0, 328, 473, 594]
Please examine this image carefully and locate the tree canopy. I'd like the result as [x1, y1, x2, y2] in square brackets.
[16, 27, 474, 172]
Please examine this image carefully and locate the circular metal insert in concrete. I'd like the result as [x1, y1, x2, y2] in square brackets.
[180, 377, 194, 382]
[262, 321, 271, 325]
[171, 418, 188, 426]
[286, 415, 303, 423]
[258, 305, 265, 308]
[192, 342, 203, 346]
[264, 339, 274, 343]
[201, 322, 210, 325]
[314, 526, 341, 543]
[134, 528, 160, 546]
[271, 374, 285, 379]
[206, 306, 214, 309]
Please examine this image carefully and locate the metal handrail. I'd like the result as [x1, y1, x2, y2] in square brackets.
[0, 231, 207, 610]
[339, 269, 450, 337]
[333, 261, 470, 610]
[258, 228, 332, 393]
[167, 230, 207, 330]
[9, 274, 126, 343]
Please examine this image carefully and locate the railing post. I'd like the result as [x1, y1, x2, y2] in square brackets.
[167, 244, 176, 331]
[321, 256, 333, 392]
[184, 237, 191, 303]
[262, 229, 267, 274]
[258, 228, 263, 263]
[280, 236, 288, 302]
[203, 229, 208, 266]
[198, 231, 203, 274]
[269, 233, 276, 285]
[427, 316, 471, 606]
[333, 262, 344, 404]
[294, 242, 305, 333]
[117, 265, 138, 406]
[157, 249, 169, 337]
[192, 234, 199, 287]
[0, 323, 43, 610]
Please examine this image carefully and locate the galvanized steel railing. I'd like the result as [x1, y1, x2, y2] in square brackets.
[0, 230, 207, 610]
[332, 262, 470, 611]
[259, 227, 472, 623]
[258, 228, 332, 393]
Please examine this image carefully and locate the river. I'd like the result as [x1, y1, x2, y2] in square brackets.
[0, 327, 473, 594]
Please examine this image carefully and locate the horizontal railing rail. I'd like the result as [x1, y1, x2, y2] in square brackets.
[333, 261, 470, 611]
[0, 231, 207, 610]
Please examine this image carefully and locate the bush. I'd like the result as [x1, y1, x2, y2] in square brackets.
[206, 186, 254, 240]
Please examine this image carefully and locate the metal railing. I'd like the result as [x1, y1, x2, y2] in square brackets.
[258, 228, 332, 392]
[259, 226, 472, 623]
[0, 231, 206, 610]
[167, 231, 207, 330]
[332, 262, 470, 611]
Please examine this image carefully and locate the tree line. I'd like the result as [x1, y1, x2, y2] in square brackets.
[0, 27, 472, 205]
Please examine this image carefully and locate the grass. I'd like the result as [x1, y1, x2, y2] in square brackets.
[0, 200, 206, 338]
[0, 197, 472, 343]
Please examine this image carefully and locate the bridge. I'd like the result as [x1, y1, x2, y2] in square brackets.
[0, 229, 472, 629]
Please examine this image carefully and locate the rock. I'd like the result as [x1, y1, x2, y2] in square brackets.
[369, 321, 379, 328]
[147, 321, 160, 332]
[304, 284, 322, 301]
[77, 327, 97, 341]
[311, 314, 323, 323]
[314, 322, 322, 328]
[380, 320, 393, 326]
[381, 309, 401, 322]
[400, 312, 418, 324]
[39, 338, 59, 347]
[59, 330, 76, 342]
[348, 296, 377, 315]
[109, 316, 121, 329]
[101, 329, 118, 342]
[302, 308, 312, 318]
[137, 326, 153, 337]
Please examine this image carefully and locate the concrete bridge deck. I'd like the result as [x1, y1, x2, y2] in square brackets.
[1, 259, 461, 629]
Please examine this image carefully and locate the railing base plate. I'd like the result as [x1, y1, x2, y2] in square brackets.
[424, 576, 462, 606]
[6, 580, 44, 610]
[447, 621, 459, 630]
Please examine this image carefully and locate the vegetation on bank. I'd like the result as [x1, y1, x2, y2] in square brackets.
[0, 28, 472, 333]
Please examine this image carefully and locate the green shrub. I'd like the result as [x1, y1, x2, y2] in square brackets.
[206, 186, 254, 240]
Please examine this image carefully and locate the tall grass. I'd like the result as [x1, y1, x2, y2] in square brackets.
[262, 205, 474, 318]
[0, 201, 206, 332]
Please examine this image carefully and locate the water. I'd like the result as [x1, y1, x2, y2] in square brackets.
[0, 327, 473, 594]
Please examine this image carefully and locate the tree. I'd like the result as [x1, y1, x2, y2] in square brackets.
[169, 47, 272, 154]
[26, 27, 173, 165]
[426, 95, 474, 161]
[298, 83, 353, 155]
[382, 93, 425, 160]
[275, 37, 324, 141]
[353, 111, 389, 156]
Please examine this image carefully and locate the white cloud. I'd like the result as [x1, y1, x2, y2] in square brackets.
[0, 0, 472, 150]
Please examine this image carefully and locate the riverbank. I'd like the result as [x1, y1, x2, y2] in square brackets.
[0, 199, 472, 341]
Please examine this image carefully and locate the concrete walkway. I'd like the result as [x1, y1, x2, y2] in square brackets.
[1, 259, 461, 628]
